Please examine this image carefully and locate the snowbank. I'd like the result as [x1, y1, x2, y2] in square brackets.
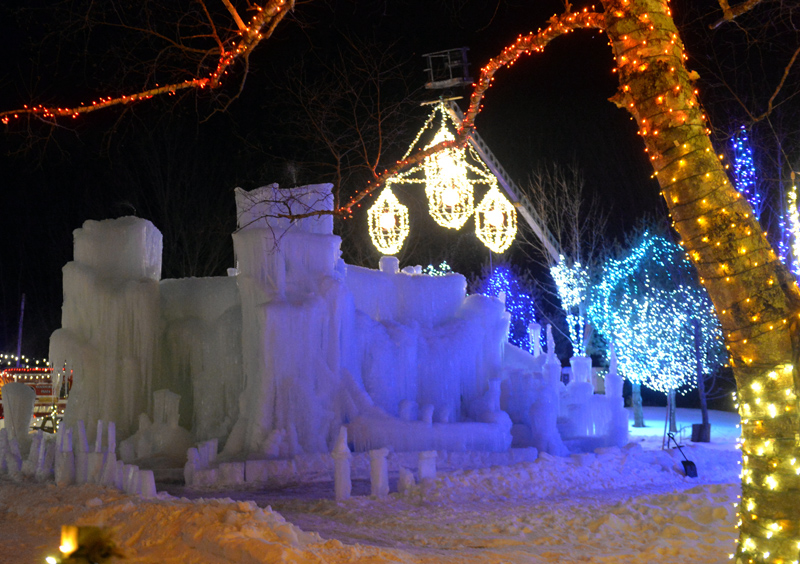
[1, 407, 742, 564]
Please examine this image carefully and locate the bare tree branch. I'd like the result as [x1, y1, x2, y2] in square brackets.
[338, 9, 606, 218]
[1, 0, 293, 125]
[219, 0, 247, 32]
[711, 0, 764, 29]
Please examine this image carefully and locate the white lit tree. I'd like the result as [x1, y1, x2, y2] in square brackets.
[522, 165, 608, 358]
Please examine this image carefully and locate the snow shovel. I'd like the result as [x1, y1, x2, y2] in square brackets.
[667, 432, 697, 478]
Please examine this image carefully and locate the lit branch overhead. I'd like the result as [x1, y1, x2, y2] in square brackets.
[342, 8, 605, 218]
[0, 0, 293, 125]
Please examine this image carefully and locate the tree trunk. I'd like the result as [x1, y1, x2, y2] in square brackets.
[692, 318, 710, 428]
[667, 389, 677, 433]
[692, 318, 712, 442]
[602, 0, 800, 560]
[453, 1, 800, 557]
[632, 383, 645, 427]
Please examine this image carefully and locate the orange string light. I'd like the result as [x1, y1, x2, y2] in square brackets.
[0, 0, 293, 125]
[341, 9, 605, 217]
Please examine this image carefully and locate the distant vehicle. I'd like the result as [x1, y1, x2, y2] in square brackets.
[0, 367, 71, 433]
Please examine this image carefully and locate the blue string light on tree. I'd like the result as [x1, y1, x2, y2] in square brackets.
[476, 265, 539, 354]
[786, 184, 800, 277]
[732, 126, 799, 277]
[590, 232, 727, 395]
[731, 126, 763, 219]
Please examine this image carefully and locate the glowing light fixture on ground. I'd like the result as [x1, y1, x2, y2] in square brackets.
[367, 186, 409, 255]
[475, 185, 517, 252]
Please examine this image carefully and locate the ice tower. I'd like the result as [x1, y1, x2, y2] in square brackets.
[50, 217, 162, 440]
[224, 184, 348, 456]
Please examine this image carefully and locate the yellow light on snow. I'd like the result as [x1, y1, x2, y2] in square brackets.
[368, 187, 409, 255]
[60, 526, 79, 556]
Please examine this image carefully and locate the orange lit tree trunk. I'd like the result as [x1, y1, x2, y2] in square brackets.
[447, 1, 800, 562]
[602, 1, 800, 562]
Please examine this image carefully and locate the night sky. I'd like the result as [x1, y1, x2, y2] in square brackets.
[1, 0, 797, 358]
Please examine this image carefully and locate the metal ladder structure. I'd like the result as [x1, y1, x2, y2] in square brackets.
[445, 99, 561, 263]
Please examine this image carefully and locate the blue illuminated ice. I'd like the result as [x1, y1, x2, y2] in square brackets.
[47, 183, 627, 474]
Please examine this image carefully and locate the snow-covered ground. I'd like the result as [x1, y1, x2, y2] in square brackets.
[0, 406, 742, 564]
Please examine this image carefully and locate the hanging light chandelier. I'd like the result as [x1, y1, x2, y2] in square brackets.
[475, 184, 517, 253]
[366, 99, 517, 255]
[367, 185, 410, 255]
[423, 127, 474, 229]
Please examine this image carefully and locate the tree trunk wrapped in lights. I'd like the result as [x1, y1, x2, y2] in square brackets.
[599, 2, 800, 562]
[451, 1, 800, 561]
[603, 1, 800, 561]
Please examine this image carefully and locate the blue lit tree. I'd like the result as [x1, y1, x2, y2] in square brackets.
[473, 264, 539, 354]
[730, 126, 800, 279]
[550, 257, 591, 356]
[590, 231, 727, 430]
[732, 126, 764, 220]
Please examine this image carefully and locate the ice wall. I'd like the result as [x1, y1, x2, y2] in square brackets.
[159, 276, 243, 441]
[345, 263, 508, 421]
[50, 183, 626, 462]
[51, 217, 162, 442]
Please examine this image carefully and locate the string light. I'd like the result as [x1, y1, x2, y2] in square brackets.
[474, 185, 517, 253]
[422, 262, 454, 276]
[786, 185, 800, 277]
[731, 126, 763, 218]
[550, 256, 591, 356]
[366, 100, 514, 253]
[0, 0, 293, 124]
[423, 126, 475, 229]
[367, 186, 409, 255]
[590, 232, 726, 395]
[343, 10, 602, 239]
[476, 265, 539, 353]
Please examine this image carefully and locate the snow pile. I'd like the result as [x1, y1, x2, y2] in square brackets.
[397, 442, 740, 504]
[0, 408, 742, 564]
[0, 481, 400, 564]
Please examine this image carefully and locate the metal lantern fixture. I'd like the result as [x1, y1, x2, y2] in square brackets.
[475, 184, 517, 253]
[366, 98, 536, 256]
[423, 127, 474, 229]
[367, 186, 410, 255]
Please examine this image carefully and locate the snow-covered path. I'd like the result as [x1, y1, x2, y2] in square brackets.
[0, 407, 742, 563]
[266, 482, 738, 563]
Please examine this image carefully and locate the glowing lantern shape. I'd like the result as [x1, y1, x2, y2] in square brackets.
[423, 128, 474, 229]
[368, 187, 409, 255]
[475, 185, 517, 253]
